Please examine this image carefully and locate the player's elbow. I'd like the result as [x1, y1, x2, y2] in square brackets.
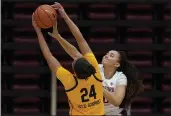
[75, 34, 85, 43]
[113, 100, 122, 107]
[45, 53, 53, 61]
[110, 96, 123, 107]
[73, 52, 83, 60]
[111, 99, 121, 107]
[47, 55, 61, 73]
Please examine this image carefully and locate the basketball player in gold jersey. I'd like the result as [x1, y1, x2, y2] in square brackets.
[32, 5, 104, 116]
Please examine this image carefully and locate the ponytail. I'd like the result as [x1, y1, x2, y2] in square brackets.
[118, 51, 144, 108]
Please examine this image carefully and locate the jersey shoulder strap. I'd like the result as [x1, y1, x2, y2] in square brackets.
[93, 74, 103, 82]
[65, 75, 78, 92]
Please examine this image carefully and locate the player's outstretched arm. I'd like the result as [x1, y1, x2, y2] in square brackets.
[32, 13, 61, 73]
[51, 2, 92, 55]
[48, 22, 82, 60]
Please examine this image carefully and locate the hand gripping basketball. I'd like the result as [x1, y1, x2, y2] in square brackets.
[34, 4, 57, 29]
[32, 13, 41, 31]
[51, 2, 67, 19]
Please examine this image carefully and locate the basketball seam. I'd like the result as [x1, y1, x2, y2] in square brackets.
[40, 6, 54, 26]
[37, 7, 49, 27]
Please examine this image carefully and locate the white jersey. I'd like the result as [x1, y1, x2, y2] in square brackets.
[99, 64, 127, 115]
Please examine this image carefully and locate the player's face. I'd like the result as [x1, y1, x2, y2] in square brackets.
[102, 50, 120, 68]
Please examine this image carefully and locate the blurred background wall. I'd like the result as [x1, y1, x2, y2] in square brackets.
[2, 0, 171, 116]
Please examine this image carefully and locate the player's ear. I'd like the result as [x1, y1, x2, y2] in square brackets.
[115, 62, 120, 68]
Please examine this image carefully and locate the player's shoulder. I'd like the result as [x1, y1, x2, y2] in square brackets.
[115, 71, 127, 86]
[115, 71, 127, 80]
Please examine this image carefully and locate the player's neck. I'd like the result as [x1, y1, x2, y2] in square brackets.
[103, 65, 116, 79]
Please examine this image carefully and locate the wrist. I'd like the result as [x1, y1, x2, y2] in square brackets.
[55, 34, 61, 39]
[36, 30, 43, 37]
[64, 15, 70, 21]
[62, 11, 69, 20]
[35, 29, 41, 33]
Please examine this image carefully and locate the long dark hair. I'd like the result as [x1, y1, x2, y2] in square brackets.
[74, 58, 96, 80]
[117, 51, 144, 108]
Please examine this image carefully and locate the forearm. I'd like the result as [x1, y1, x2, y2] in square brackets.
[55, 34, 82, 59]
[36, 30, 53, 60]
[60, 10, 92, 55]
[64, 15, 84, 42]
[64, 16, 92, 55]
[36, 30, 61, 73]
[103, 89, 120, 107]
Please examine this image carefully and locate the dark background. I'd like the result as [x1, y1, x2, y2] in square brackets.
[2, 0, 171, 116]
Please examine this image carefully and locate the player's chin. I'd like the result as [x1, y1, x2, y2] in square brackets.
[102, 59, 108, 65]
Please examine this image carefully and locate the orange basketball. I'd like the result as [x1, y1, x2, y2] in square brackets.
[34, 5, 57, 29]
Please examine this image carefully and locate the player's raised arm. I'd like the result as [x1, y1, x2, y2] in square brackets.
[51, 2, 92, 55]
[32, 13, 61, 73]
[48, 22, 82, 60]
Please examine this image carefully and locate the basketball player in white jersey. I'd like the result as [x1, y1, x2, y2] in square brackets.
[99, 50, 143, 116]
